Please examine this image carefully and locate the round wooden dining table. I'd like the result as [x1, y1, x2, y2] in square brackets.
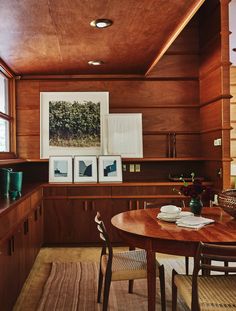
[111, 207, 236, 311]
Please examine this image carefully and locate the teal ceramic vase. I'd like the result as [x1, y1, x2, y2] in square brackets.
[0, 168, 13, 198]
[189, 197, 203, 215]
[10, 171, 23, 198]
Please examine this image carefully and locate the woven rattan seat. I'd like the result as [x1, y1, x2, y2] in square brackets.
[174, 275, 236, 310]
[95, 212, 166, 311]
[172, 242, 236, 311]
[101, 249, 161, 281]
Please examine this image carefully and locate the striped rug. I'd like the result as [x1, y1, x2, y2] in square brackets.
[36, 259, 189, 311]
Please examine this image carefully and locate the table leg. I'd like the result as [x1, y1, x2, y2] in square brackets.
[146, 250, 156, 311]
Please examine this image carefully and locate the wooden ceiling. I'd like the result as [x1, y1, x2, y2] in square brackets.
[0, 0, 204, 77]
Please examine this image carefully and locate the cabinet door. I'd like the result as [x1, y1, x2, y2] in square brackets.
[44, 198, 114, 244]
[0, 225, 23, 311]
[44, 199, 71, 244]
[110, 199, 133, 242]
[29, 204, 44, 260]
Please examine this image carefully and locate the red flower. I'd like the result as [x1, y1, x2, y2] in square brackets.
[176, 174, 213, 201]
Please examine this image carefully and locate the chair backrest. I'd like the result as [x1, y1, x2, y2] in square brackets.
[94, 212, 113, 260]
[191, 242, 236, 310]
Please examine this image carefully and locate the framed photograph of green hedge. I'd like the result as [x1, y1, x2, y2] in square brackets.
[40, 92, 109, 159]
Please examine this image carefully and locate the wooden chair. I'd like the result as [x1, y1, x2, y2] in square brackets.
[172, 242, 236, 311]
[95, 212, 166, 311]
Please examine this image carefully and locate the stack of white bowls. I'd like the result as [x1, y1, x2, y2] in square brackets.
[157, 205, 182, 222]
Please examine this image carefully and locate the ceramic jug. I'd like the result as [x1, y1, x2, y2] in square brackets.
[0, 168, 13, 198]
[10, 171, 23, 198]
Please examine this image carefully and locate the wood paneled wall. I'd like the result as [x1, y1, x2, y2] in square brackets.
[199, 0, 231, 189]
[230, 66, 236, 186]
[15, 2, 231, 188]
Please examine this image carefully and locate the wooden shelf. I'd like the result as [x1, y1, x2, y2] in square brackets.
[122, 157, 207, 162]
[0, 158, 28, 166]
[0, 157, 211, 164]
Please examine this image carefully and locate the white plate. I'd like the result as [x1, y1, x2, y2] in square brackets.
[157, 211, 194, 223]
[157, 215, 178, 222]
[179, 211, 194, 217]
[158, 212, 181, 219]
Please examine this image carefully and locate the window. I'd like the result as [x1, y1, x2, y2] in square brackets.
[0, 72, 10, 152]
[0, 62, 15, 158]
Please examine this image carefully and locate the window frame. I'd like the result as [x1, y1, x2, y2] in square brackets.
[0, 60, 16, 159]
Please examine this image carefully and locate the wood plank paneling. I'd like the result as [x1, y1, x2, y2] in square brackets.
[167, 17, 199, 53]
[17, 136, 40, 159]
[37, 80, 199, 107]
[200, 100, 223, 131]
[200, 67, 224, 104]
[16, 79, 199, 159]
[199, 0, 231, 190]
[148, 54, 199, 78]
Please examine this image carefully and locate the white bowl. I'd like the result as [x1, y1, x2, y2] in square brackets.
[160, 205, 181, 214]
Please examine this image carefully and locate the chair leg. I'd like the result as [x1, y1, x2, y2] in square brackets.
[159, 264, 166, 311]
[128, 279, 134, 293]
[172, 269, 178, 311]
[103, 270, 112, 311]
[185, 256, 189, 275]
[224, 261, 229, 275]
[97, 264, 103, 303]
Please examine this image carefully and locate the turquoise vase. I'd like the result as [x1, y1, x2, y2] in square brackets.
[10, 171, 23, 198]
[189, 198, 203, 215]
[0, 168, 13, 198]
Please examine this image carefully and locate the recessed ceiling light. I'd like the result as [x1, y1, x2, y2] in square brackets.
[88, 60, 104, 66]
[90, 19, 113, 29]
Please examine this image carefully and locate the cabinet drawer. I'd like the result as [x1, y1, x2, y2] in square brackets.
[43, 187, 67, 197]
[111, 186, 177, 196]
[67, 186, 111, 197]
[0, 197, 31, 240]
[31, 188, 42, 207]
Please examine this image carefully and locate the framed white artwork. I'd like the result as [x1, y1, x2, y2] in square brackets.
[104, 113, 143, 158]
[40, 92, 109, 158]
[74, 156, 97, 183]
[98, 155, 122, 182]
[49, 156, 73, 183]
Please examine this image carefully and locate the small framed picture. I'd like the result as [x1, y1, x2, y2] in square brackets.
[49, 156, 73, 183]
[74, 156, 97, 183]
[98, 155, 122, 182]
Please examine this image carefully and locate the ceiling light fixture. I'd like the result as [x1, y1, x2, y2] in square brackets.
[88, 60, 104, 66]
[90, 19, 113, 29]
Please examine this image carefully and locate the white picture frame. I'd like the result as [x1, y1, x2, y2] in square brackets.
[74, 156, 97, 183]
[98, 155, 122, 182]
[40, 92, 109, 159]
[49, 156, 73, 183]
[103, 113, 143, 158]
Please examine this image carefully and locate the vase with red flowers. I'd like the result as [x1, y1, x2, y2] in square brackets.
[177, 173, 213, 215]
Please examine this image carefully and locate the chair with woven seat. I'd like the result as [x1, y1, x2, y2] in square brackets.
[95, 212, 166, 311]
[172, 242, 236, 311]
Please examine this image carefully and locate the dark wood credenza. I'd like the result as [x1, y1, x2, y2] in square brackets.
[0, 185, 43, 311]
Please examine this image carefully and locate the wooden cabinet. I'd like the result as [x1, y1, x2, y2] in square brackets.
[44, 197, 115, 244]
[43, 183, 196, 245]
[0, 226, 24, 311]
[0, 187, 43, 311]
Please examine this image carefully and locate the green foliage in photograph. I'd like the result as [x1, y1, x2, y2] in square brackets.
[49, 101, 100, 147]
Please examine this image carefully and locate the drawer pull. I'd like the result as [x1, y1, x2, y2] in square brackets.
[129, 200, 132, 211]
[84, 201, 88, 212]
[91, 201, 95, 211]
